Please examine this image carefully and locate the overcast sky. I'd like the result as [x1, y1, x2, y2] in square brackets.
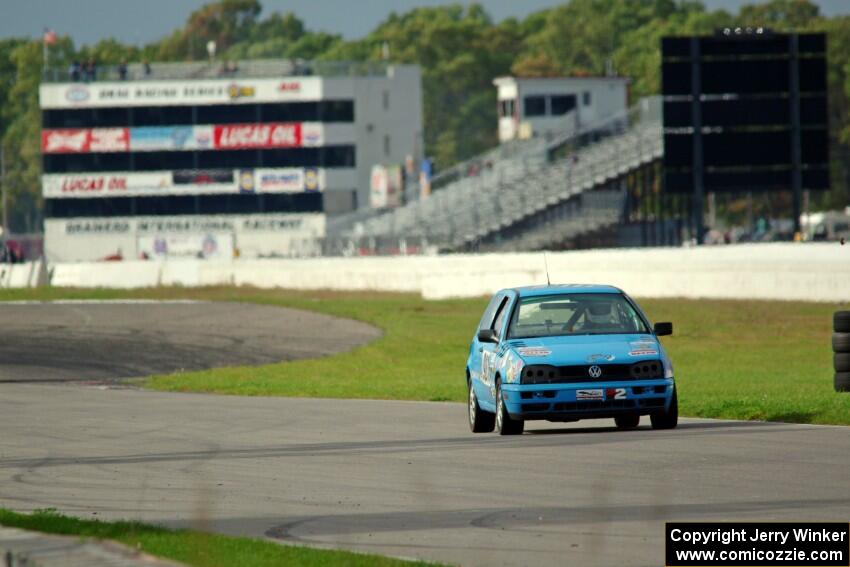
[3, 0, 850, 47]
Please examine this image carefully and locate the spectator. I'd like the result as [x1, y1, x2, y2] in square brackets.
[219, 60, 239, 76]
[143, 60, 152, 77]
[84, 58, 97, 82]
[118, 60, 128, 80]
[68, 60, 81, 81]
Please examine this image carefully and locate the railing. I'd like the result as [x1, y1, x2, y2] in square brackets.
[332, 98, 664, 254]
[42, 59, 394, 83]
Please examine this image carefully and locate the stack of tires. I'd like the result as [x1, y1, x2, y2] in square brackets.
[835, 311, 850, 392]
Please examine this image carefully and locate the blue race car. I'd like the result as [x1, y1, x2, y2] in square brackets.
[466, 284, 677, 435]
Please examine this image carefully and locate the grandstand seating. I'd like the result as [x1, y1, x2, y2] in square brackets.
[328, 97, 663, 253]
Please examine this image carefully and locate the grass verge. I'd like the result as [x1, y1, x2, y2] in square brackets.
[1, 287, 848, 425]
[0, 508, 434, 567]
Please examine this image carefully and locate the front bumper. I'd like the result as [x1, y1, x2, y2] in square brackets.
[501, 379, 675, 421]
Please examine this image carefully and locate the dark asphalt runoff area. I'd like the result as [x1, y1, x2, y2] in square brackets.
[1, 301, 848, 567]
[0, 300, 380, 382]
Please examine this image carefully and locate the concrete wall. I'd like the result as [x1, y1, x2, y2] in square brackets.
[0, 260, 46, 288]
[23, 243, 849, 303]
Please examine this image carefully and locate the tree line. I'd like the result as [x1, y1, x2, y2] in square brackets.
[1, 0, 848, 231]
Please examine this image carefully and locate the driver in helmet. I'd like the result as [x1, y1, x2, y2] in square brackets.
[582, 301, 616, 330]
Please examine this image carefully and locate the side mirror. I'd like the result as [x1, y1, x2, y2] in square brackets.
[477, 328, 498, 343]
[654, 322, 673, 336]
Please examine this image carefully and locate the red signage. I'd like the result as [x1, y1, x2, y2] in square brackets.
[41, 128, 129, 153]
[42, 123, 304, 153]
[42, 129, 89, 153]
[60, 175, 128, 193]
[278, 81, 301, 92]
[213, 123, 302, 149]
[89, 128, 129, 152]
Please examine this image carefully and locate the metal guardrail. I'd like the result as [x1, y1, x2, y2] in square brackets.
[42, 59, 393, 83]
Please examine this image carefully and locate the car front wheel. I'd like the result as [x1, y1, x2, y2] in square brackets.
[650, 389, 679, 430]
[468, 380, 495, 433]
[495, 380, 524, 435]
[614, 414, 640, 429]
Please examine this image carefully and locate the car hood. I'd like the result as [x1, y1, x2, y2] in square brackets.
[506, 333, 661, 366]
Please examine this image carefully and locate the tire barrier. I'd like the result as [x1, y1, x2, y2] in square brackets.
[833, 310, 850, 392]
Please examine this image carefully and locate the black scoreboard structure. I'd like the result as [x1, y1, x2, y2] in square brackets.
[661, 28, 828, 243]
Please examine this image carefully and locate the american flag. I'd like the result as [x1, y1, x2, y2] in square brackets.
[43, 28, 57, 45]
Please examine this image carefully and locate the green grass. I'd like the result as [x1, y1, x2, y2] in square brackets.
[0, 508, 434, 567]
[1, 287, 849, 425]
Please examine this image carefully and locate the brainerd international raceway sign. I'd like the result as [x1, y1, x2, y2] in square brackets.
[45, 213, 327, 261]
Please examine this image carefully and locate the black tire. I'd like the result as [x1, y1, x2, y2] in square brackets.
[835, 353, 850, 373]
[833, 333, 850, 353]
[468, 380, 495, 433]
[651, 389, 679, 430]
[495, 380, 524, 435]
[614, 414, 640, 429]
[835, 311, 850, 333]
[836, 372, 850, 392]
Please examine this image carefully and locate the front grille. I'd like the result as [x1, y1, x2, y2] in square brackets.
[639, 398, 666, 408]
[553, 399, 636, 411]
[521, 360, 664, 384]
[522, 403, 550, 412]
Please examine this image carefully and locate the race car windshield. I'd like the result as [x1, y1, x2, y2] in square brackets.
[507, 293, 650, 339]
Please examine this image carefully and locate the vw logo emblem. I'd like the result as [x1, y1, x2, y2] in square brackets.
[588, 365, 602, 378]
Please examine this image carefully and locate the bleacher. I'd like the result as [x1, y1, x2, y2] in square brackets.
[328, 97, 663, 253]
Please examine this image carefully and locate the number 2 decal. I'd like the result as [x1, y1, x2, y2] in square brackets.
[614, 388, 627, 399]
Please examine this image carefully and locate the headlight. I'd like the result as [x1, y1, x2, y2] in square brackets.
[664, 362, 674, 379]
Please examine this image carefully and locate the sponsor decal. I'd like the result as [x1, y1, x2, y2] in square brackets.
[44, 172, 172, 197]
[42, 129, 89, 153]
[517, 347, 551, 357]
[193, 125, 213, 148]
[301, 123, 323, 146]
[505, 358, 524, 384]
[138, 233, 232, 259]
[129, 126, 193, 151]
[65, 85, 90, 103]
[88, 128, 129, 152]
[303, 167, 320, 192]
[255, 168, 303, 192]
[173, 169, 234, 185]
[61, 176, 125, 193]
[588, 365, 603, 378]
[238, 169, 255, 193]
[629, 340, 658, 357]
[42, 78, 324, 109]
[46, 123, 308, 153]
[202, 234, 219, 256]
[227, 83, 255, 100]
[587, 353, 615, 363]
[577, 389, 604, 401]
[278, 81, 301, 92]
[42, 128, 128, 153]
[629, 349, 659, 356]
[214, 122, 302, 149]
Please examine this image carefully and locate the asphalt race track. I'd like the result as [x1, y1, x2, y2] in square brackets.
[0, 300, 380, 382]
[1, 302, 849, 567]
